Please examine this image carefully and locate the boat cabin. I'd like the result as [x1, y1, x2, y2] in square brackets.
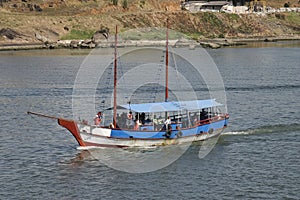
[102, 99, 224, 131]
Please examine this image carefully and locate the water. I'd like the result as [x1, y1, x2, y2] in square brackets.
[0, 43, 299, 199]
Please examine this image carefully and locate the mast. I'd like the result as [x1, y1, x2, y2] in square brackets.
[165, 19, 169, 102]
[113, 25, 117, 128]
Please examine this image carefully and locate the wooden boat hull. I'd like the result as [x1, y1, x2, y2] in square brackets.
[79, 128, 224, 148]
[58, 116, 228, 148]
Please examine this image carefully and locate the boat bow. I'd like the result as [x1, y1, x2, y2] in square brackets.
[58, 118, 85, 147]
[27, 111, 85, 147]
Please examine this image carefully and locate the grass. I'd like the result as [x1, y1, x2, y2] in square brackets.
[228, 13, 240, 21]
[60, 29, 95, 40]
[186, 32, 203, 41]
[119, 28, 186, 40]
[286, 12, 300, 25]
[202, 12, 223, 27]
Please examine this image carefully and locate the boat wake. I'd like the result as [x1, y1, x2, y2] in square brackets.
[77, 146, 107, 151]
[222, 123, 300, 136]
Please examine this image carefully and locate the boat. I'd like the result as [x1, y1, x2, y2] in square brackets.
[28, 24, 229, 149]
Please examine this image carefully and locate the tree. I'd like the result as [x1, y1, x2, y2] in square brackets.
[123, 0, 128, 9]
[112, 0, 118, 6]
[232, 0, 237, 6]
[284, 2, 290, 7]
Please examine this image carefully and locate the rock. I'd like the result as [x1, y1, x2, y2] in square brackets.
[92, 26, 110, 43]
[83, 39, 92, 44]
[47, 43, 58, 49]
[34, 4, 42, 12]
[70, 40, 79, 48]
[0, 28, 20, 40]
[35, 32, 49, 43]
[89, 43, 96, 48]
[200, 42, 221, 49]
[57, 40, 71, 48]
[174, 37, 198, 47]
[264, 38, 277, 42]
[79, 39, 96, 48]
[80, 42, 89, 48]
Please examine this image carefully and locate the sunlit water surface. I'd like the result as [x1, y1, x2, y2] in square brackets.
[0, 42, 299, 199]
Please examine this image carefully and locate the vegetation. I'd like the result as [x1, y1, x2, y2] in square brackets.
[60, 29, 95, 40]
[0, 0, 299, 44]
[119, 28, 185, 40]
[123, 0, 128, 9]
[285, 12, 300, 33]
[112, 0, 118, 6]
[186, 32, 203, 41]
[203, 12, 223, 28]
[228, 13, 240, 21]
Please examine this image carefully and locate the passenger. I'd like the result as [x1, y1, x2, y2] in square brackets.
[120, 112, 127, 128]
[163, 117, 172, 138]
[127, 111, 134, 129]
[116, 113, 121, 127]
[157, 116, 164, 125]
[164, 116, 171, 126]
[94, 112, 103, 126]
[140, 112, 146, 125]
[94, 116, 100, 126]
[145, 117, 151, 124]
[200, 109, 208, 120]
[98, 112, 103, 120]
[134, 119, 141, 130]
[163, 116, 171, 130]
[109, 123, 114, 129]
[193, 116, 198, 126]
[153, 116, 158, 130]
[135, 113, 139, 121]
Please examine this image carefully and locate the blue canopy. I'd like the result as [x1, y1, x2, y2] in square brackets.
[119, 99, 222, 113]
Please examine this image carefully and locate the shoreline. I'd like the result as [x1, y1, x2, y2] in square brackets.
[0, 36, 299, 51]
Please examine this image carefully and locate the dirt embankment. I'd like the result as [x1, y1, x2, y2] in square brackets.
[0, 0, 299, 47]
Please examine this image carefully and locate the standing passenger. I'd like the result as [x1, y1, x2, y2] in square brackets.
[127, 111, 134, 129]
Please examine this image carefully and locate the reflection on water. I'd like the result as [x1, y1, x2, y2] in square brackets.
[232, 40, 300, 48]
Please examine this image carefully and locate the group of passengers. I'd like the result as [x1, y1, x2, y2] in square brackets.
[93, 108, 217, 129]
[123, 111, 152, 130]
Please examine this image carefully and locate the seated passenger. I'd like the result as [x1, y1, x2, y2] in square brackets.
[200, 109, 208, 120]
[134, 119, 141, 130]
[109, 123, 114, 129]
[94, 112, 103, 126]
[144, 118, 151, 124]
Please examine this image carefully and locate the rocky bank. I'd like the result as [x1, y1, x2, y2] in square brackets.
[0, 0, 299, 49]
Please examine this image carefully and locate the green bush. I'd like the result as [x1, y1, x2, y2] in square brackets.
[123, 0, 128, 9]
[284, 2, 290, 7]
[112, 0, 118, 6]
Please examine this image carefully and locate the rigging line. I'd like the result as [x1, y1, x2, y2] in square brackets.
[151, 55, 164, 103]
[115, 47, 128, 105]
[100, 64, 113, 109]
[170, 46, 183, 94]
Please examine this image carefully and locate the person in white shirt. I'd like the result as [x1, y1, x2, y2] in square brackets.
[164, 116, 171, 126]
